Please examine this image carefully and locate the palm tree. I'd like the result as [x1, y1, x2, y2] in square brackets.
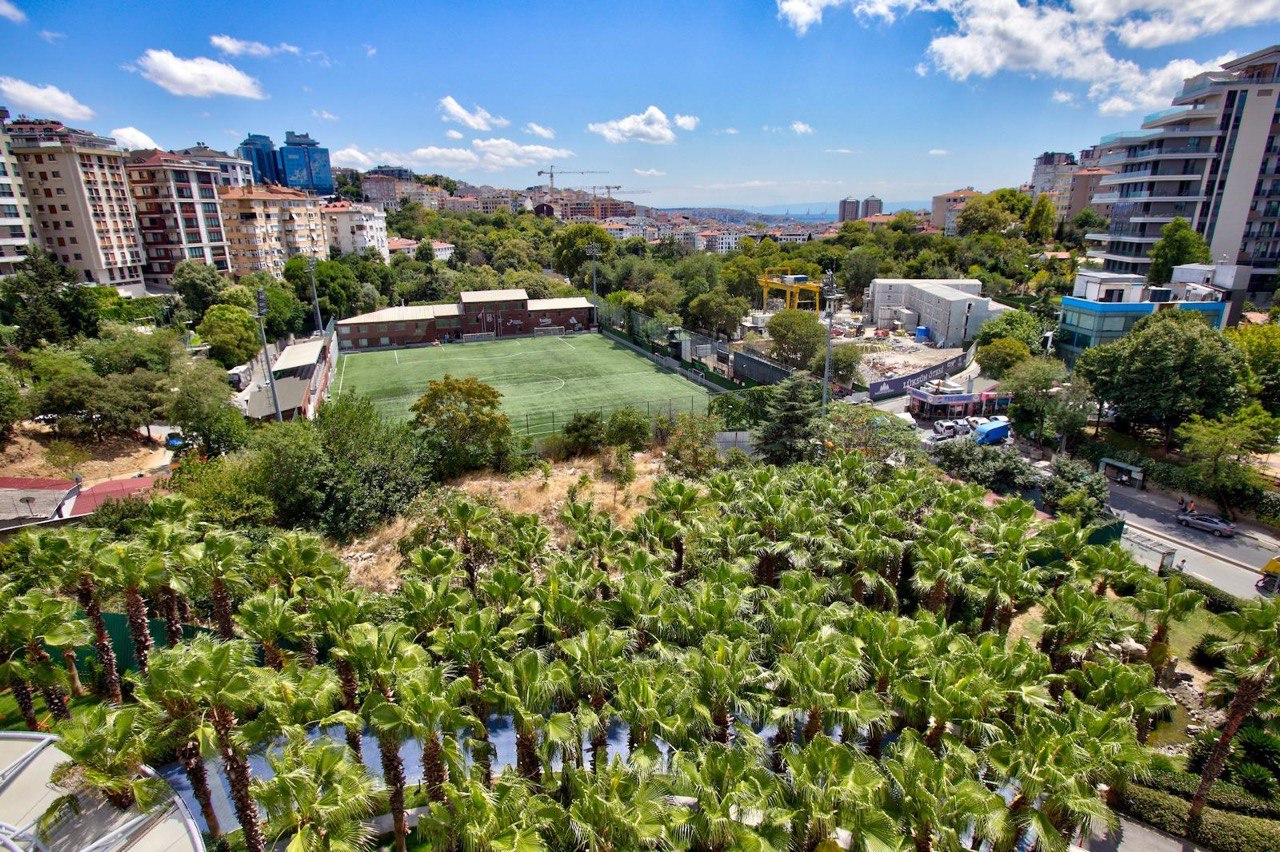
[137, 518, 199, 646]
[1067, 658, 1172, 745]
[445, 499, 496, 594]
[491, 648, 570, 786]
[96, 540, 166, 675]
[236, 588, 307, 669]
[911, 539, 973, 615]
[641, 477, 705, 582]
[48, 705, 170, 813]
[781, 736, 901, 852]
[311, 584, 371, 761]
[613, 661, 686, 763]
[558, 625, 630, 772]
[417, 772, 557, 851]
[668, 743, 787, 852]
[1038, 582, 1133, 675]
[881, 730, 999, 852]
[685, 635, 764, 745]
[0, 589, 89, 723]
[1189, 595, 1280, 823]
[184, 529, 250, 640]
[254, 531, 347, 665]
[253, 730, 381, 852]
[971, 556, 1042, 635]
[558, 763, 671, 851]
[395, 665, 474, 802]
[1133, 574, 1203, 676]
[1077, 543, 1143, 597]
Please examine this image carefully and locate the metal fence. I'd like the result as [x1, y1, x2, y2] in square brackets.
[867, 344, 978, 400]
[513, 394, 712, 439]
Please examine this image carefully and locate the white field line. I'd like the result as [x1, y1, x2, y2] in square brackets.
[556, 335, 576, 350]
[337, 356, 348, 395]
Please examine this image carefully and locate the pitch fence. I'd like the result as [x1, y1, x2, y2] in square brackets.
[513, 393, 712, 439]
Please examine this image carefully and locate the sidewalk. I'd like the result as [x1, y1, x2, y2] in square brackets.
[1114, 483, 1280, 552]
[1083, 815, 1208, 852]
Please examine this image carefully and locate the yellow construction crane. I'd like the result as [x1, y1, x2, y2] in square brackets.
[536, 165, 606, 200]
[759, 267, 822, 312]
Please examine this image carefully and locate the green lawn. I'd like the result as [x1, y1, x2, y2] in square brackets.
[335, 333, 710, 437]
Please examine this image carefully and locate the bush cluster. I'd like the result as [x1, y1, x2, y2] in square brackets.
[1115, 784, 1280, 852]
[1141, 771, 1280, 820]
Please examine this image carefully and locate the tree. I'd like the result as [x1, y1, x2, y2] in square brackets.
[973, 309, 1051, 351]
[837, 246, 882, 303]
[990, 187, 1034, 220]
[49, 705, 169, 812]
[956, 195, 1014, 236]
[754, 376, 822, 466]
[976, 337, 1031, 379]
[44, 439, 91, 479]
[1, 250, 77, 348]
[411, 375, 511, 479]
[197, 304, 259, 369]
[1001, 357, 1066, 443]
[823, 405, 922, 466]
[809, 343, 861, 386]
[604, 407, 651, 451]
[172, 260, 228, 317]
[1024, 194, 1056, 244]
[0, 367, 23, 435]
[552, 223, 613, 278]
[1148, 217, 1211, 285]
[767, 309, 826, 368]
[1176, 403, 1280, 516]
[167, 361, 250, 456]
[686, 289, 749, 338]
[563, 411, 606, 456]
[664, 412, 720, 478]
[1227, 322, 1280, 414]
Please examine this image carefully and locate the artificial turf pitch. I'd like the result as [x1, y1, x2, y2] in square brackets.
[335, 333, 710, 436]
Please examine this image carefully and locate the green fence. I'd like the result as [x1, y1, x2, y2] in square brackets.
[512, 393, 712, 439]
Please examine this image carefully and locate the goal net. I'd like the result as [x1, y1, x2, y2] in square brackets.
[534, 326, 566, 337]
[462, 332, 497, 343]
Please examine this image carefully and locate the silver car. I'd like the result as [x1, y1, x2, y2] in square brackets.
[1177, 512, 1237, 537]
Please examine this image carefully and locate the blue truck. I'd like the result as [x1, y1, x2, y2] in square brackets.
[973, 421, 1010, 446]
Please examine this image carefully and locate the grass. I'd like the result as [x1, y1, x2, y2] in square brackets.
[0, 690, 102, 732]
[336, 333, 711, 437]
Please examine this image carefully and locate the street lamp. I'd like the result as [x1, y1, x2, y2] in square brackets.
[821, 269, 838, 413]
[307, 256, 324, 334]
[585, 243, 602, 298]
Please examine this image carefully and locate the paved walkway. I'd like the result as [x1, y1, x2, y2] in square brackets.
[1082, 816, 1208, 852]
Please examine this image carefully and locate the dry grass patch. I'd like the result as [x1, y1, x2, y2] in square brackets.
[0, 423, 169, 483]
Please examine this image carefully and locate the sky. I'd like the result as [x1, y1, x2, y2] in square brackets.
[1, 0, 1278, 208]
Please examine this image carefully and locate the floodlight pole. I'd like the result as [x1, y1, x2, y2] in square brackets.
[586, 242, 602, 297]
[257, 287, 283, 421]
[821, 270, 835, 413]
[307, 256, 324, 333]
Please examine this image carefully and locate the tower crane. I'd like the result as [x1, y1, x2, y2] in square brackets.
[536, 165, 606, 200]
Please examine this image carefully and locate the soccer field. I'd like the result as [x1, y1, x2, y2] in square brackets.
[335, 333, 710, 436]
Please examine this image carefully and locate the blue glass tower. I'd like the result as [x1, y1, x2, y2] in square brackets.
[279, 131, 334, 195]
[236, 133, 280, 184]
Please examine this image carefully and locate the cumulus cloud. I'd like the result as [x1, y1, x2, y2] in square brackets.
[776, 0, 1268, 114]
[928, 148, 950, 156]
[39, 30, 64, 44]
[634, 168, 666, 177]
[439, 95, 508, 131]
[311, 108, 338, 120]
[0, 77, 94, 120]
[332, 138, 573, 173]
[674, 114, 700, 131]
[363, 44, 376, 57]
[762, 125, 783, 134]
[109, 126, 159, 149]
[134, 50, 267, 99]
[1052, 90, 1077, 105]
[588, 106, 689, 144]
[210, 34, 300, 57]
[523, 122, 555, 139]
[713, 127, 740, 135]
[0, 1, 25, 24]
[445, 129, 464, 140]
[791, 120, 814, 135]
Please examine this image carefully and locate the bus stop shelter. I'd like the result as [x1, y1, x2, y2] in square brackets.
[1097, 457, 1145, 489]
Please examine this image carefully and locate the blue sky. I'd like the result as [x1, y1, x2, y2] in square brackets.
[1, 0, 1278, 207]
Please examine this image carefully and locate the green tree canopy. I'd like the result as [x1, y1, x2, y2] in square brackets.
[956, 195, 1014, 236]
[1226, 322, 1280, 414]
[767, 309, 826, 368]
[197, 305, 259, 369]
[973, 309, 1052, 351]
[687, 289, 749, 338]
[1148, 217, 1211, 285]
[172, 261, 229, 317]
[976, 337, 1032, 379]
[411, 375, 512, 479]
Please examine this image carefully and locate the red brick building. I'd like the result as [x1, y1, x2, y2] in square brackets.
[336, 288, 596, 350]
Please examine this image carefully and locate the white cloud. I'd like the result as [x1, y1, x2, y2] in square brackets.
[791, 120, 814, 135]
[109, 126, 159, 149]
[134, 50, 267, 99]
[693, 180, 777, 190]
[445, 129, 463, 139]
[588, 106, 685, 144]
[713, 127, 740, 135]
[210, 34, 300, 57]
[825, 147, 861, 154]
[928, 148, 950, 156]
[438, 95, 508, 131]
[39, 30, 64, 44]
[0, 1, 25, 24]
[523, 122, 555, 139]
[776, 0, 1270, 114]
[1052, 90, 1077, 105]
[0, 77, 94, 120]
[762, 125, 783, 133]
[311, 108, 338, 120]
[363, 44, 377, 57]
[332, 138, 573, 173]
[674, 113, 700, 131]
[634, 168, 666, 177]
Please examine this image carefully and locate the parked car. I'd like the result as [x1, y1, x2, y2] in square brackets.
[965, 416, 989, 431]
[933, 420, 958, 437]
[164, 431, 186, 450]
[989, 415, 1010, 424]
[1176, 512, 1237, 537]
[953, 420, 973, 435]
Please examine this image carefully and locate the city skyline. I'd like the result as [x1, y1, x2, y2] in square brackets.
[0, 0, 1277, 206]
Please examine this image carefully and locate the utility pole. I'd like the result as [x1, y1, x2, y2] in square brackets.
[307, 256, 324, 334]
[821, 270, 836, 413]
[585, 243, 602, 297]
[256, 287, 283, 421]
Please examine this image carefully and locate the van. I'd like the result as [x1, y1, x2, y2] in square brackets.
[933, 420, 957, 437]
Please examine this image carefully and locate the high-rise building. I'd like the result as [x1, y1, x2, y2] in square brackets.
[366, 165, 414, 180]
[321, 200, 389, 261]
[1029, 152, 1078, 196]
[1088, 46, 1280, 294]
[862, 195, 883, 217]
[1056, 166, 1115, 223]
[218, 184, 325, 278]
[278, 131, 334, 196]
[0, 108, 35, 278]
[126, 149, 230, 287]
[173, 144, 254, 187]
[837, 196, 861, 222]
[237, 133, 280, 185]
[6, 118, 144, 294]
[930, 187, 979, 229]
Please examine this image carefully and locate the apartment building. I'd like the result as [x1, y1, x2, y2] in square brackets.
[442, 195, 480, 214]
[366, 165, 413, 181]
[1088, 45, 1280, 294]
[862, 195, 884, 217]
[126, 149, 229, 287]
[278, 132, 333, 196]
[0, 109, 35, 277]
[1029, 152, 1078, 196]
[1056, 166, 1115, 223]
[237, 133, 280, 185]
[218, 184, 325, 278]
[172, 144, 254, 187]
[865, 278, 1009, 348]
[321, 200, 389, 261]
[701, 232, 744, 254]
[930, 188, 979, 229]
[478, 193, 514, 215]
[837, 196, 860, 223]
[6, 118, 143, 294]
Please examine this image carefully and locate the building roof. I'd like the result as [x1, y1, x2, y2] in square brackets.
[459, 288, 528, 303]
[0, 478, 77, 522]
[871, 278, 982, 288]
[68, 476, 163, 517]
[273, 338, 327, 373]
[938, 188, 980, 198]
[125, 149, 217, 170]
[173, 143, 237, 159]
[528, 296, 594, 311]
[430, 240, 454, 249]
[337, 305, 443, 325]
[387, 238, 418, 252]
[0, 732, 204, 852]
[217, 184, 313, 201]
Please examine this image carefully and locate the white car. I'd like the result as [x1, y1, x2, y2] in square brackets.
[933, 420, 958, 437]
[953, 420, 973, 435]
[965, 416, 989, 431]
[989, 415, 1010, 424]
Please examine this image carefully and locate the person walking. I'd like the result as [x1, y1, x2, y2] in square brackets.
[1188, 500, 1196, 513]
[1176, 558, 1187, 573]
[1177, 496, 1186, 511]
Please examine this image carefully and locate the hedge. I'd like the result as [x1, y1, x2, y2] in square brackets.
[1115, 784, 1280, 852]
[1177, 573, 1246, 615]
[1141, 771, 1280, 820]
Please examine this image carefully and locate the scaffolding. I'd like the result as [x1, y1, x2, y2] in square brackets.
[759, 272, 823, 312]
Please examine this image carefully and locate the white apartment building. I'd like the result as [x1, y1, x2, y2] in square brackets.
[0, 109, 35, 277]
[430, 239, 454, 261]
[865, 278, 1009, 348]
[126, 149, 230, 287]
[701, 231, 744, 254]
[321, 200, 389, 261]
[219, 184, 325, 278]
[6, 119, 144, 295]
[478, 193, 513, 215]
[172, 144, 254, 187]
[1030, 152, 1078, 197]
[1089, 45, 1280, 295]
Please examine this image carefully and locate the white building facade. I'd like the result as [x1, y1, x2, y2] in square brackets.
[322, 200, 389, 261]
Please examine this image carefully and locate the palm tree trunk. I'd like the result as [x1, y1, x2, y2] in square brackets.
[76, 577, 122, 705]
[262, 642, 284, 670]
[28, 645, 70, 721]
[124, 587, 154, 675]
[771, 721, 791, 772]
[590, 690, 608, 773]
[712, 705, 731, 745]
[62, 648, 85, 697]
[211, 579, 235, 640]
[673, 536, 685, 584]
[981, 592, 998, 633]
[422, 730, 446, 802]
[334, 658, 363, 763]
[12, 680, 39, 730]
[803, 707, 823, 743]
[467, 662, 491, 787]
[179, 738, 221, 840]
[515, 726, 541, 785]
[160, 586, 184, 646]
[1189, 674, 1266, 823]
[377, 732, 409, 852]
[927, 578, 947, 613]
[213, 708, 265, 852]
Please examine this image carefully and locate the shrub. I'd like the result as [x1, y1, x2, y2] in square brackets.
[1116, 784, 1280, 852]
[1142, 770, 1280, 819]
[1233, 763, 1278, 800]
[1191, 633, 1228, 670]
[604, 407, 652, 451]
[1237, 726, 1280, 776]
[538, 434, 572, 462]
[1179, 573, 1245, 615]
[665, 412, 721, 478]
[562, 412, 606, 456]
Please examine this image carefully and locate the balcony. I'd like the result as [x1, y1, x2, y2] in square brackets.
[1143, 105, 1209, 126]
